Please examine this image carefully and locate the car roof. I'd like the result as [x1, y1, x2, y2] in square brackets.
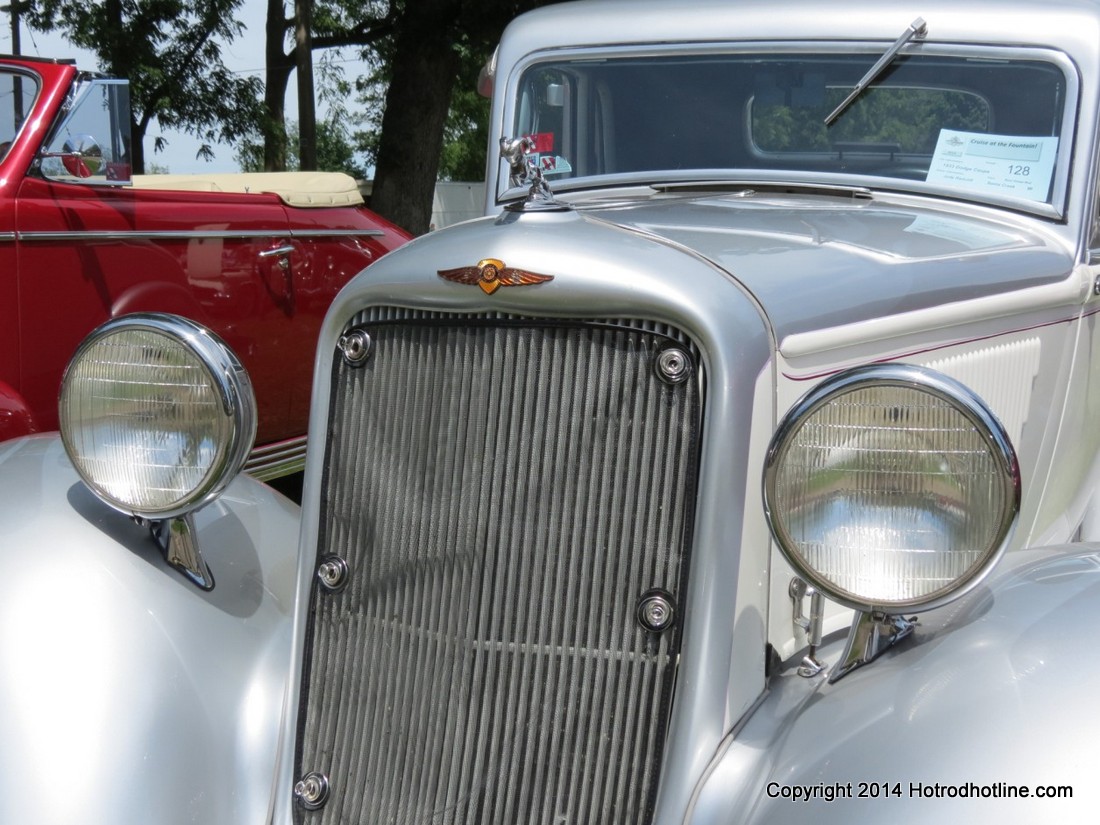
[500, 0, 1100, 59]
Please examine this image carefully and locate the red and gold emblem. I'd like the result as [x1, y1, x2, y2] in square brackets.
[438, 258, 554, 294]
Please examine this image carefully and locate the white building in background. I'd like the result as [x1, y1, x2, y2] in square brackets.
[359, 180, 487, 234]
[426, 181, 484, 231]
[430, 181, 486, 230]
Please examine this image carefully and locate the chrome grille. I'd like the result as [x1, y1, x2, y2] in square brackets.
[296, 317, 701, 824]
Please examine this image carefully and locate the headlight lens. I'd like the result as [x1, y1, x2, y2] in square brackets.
[764, 364, 1019, 612]
[59, 314, 256, 519]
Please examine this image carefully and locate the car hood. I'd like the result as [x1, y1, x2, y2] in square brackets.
[578, 191, 1076, 344]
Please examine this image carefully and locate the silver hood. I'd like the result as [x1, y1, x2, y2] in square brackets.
[579, 191, 1075, 342]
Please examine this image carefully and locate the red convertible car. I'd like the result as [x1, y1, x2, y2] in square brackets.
[0, 55, 409, 479]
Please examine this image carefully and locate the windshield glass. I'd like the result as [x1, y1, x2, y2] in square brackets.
[512, 49, 1071, 210]
[0, 70, 39, 162]
[41, 79, 132, 185]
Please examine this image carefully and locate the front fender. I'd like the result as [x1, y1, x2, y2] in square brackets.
[0, 379, 37, 441]
[690, 546, 1100, 825]
[0, 435, 299, 825]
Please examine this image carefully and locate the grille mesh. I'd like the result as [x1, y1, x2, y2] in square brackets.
[296, 318, 701, 825]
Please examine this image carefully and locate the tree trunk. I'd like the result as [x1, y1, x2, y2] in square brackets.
[294, 0, 317, 169]
[369, 0, 461, 235]
[264, 0, 293, 170]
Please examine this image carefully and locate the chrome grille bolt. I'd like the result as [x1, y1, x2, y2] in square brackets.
[294, 772, 330, 810]
[339, 329, 372, 366]
[317, 555, 349, 593]
[655, 347, 691, 384]
[637, 590, 676, 632]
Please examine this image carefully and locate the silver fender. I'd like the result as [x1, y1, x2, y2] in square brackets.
[0, 435, 299, 825]
[690, 546, 1100, 825]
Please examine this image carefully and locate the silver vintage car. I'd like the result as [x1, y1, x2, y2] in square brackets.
[5, 0, 1100, 822]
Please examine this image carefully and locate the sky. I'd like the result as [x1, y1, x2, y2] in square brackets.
[4, 2, 366, 174]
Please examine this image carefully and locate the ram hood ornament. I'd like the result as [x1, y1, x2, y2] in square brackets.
[500, 135, 571, 212]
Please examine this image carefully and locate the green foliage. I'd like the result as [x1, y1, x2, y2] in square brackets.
[236, 117, 369, 179]
[350, 69, 387, 172]
[22, 0, 560, 185]
[311, 0, 394, 46]
[25, 0, 263, 168]
[352, 1, 564, 185]
[438, 44, 491, 181]
[238, 52, 370, 177]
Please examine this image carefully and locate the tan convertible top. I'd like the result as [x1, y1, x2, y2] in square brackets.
[130, 171, 365, 207]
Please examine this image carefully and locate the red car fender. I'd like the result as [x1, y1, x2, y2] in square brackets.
[109, 280, 209, 322]
[0, 380, 37, 441]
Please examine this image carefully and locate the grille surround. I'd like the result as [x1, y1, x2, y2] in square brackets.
[295, 315, 702, 825]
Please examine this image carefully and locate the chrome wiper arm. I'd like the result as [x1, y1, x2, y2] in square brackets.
[824, 17, 927, 126]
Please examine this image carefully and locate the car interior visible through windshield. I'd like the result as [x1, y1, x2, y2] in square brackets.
[514, 50, 1069, 206]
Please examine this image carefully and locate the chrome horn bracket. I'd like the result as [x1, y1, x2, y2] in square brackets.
[829, 610, 916, 683]
[789, 577, 825, 677]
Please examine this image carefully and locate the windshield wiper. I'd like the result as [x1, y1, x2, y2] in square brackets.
[824, 17, 927, 126]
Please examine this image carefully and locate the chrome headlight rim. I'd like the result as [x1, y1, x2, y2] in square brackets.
[59, 312, 257, 520]
[763, 363, 1021, 614]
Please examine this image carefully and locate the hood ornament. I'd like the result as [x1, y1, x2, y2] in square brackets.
[500, 135, 570, 212]
[438, 258, 554, 294]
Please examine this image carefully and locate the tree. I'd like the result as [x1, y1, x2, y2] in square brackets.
[236, 115, 369, 179]
[26, 0, 264, 173]
[263, 0, 295, 170]
[437, 43, 492, 182]
[366, 0, 461, 234]
[368, 0, 562, 235]
[258, 0, 565, 228]
[261, 0, 397, 171]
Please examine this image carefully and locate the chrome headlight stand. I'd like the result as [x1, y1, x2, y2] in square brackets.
[148, 514, 214, 591]
[60, 313, 258, 591]
[765, 364, 1020, 682]
[832, 612, 917, 683]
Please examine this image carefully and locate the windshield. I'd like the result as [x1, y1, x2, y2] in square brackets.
[41, 78, 132, 185]
[511, 48, 1073, 212]
[0, 70, 38, 162]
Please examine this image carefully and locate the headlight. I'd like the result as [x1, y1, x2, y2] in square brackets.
[763, 364, 1019, 613]
[59, 313, 256, 520]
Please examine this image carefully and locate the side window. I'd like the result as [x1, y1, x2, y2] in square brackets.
[40, 79, 132, 185]
[0, 71, 39, 161]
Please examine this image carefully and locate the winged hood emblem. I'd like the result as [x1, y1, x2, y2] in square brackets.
[438, 258, 554, 294]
